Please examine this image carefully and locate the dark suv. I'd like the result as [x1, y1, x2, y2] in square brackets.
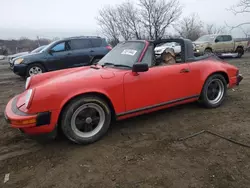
[11, 36, 112, 77]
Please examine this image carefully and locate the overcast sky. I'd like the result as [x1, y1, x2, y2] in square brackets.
[0, 0, 248, 39]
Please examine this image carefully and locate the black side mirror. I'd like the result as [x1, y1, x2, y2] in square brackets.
[48, 49, 54, 54]
[132, 63, 149, 73]
[215, 39, 219, 43]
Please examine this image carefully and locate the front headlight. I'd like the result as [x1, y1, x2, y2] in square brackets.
[14, 58, 24, 65]
[25, 89, 34, 109]
[25, 77, 31, 90]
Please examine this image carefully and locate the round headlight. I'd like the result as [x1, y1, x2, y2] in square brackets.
[14, 58, 24, 65]
[25, 89, 34, 109]
[25, 77, 31, 90]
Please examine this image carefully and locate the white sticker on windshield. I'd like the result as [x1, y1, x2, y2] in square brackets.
[121, 49, 137, 56]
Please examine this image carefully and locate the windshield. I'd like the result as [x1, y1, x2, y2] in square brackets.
[196, 35, 215, 42]
[41, 41, 59, 52]
[98, 41, 145, 68]
[31, 45, 46, 53]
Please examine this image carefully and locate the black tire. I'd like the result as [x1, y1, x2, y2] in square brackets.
[204, 48, 213, 55]
[60, 95, 111, 144]
[236, 47, 244, 58]
[199, 74, 227, 108]
[26, 63, 46, 77]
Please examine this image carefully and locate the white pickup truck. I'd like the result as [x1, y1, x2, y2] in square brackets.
[193, 34, 249, 58]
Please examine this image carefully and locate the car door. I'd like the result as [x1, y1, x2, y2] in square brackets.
[68, 39, 92, 67]
[90, 38, 109, 58]
[213, 35, 224, 53]
[222, 35, 234, 53]
[123, 44, 193, 112]
[45, 41, 72, 70]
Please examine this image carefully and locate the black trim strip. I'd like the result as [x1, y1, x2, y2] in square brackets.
[117, 95, 199, 117]
[36, 112, 51, 126]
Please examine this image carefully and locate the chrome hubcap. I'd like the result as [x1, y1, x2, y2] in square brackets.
[71, 103, 105, 138]
[206, 79, 224, 104]
[29, 66, 42, 76]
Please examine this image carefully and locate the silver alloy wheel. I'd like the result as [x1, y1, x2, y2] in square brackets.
[70, 103, 105, 138]
[29, 66, 42, 76]
[206, 78, 224, 105]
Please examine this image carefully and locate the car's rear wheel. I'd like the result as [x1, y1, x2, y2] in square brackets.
[199, 74, 227, 108]
[26, 63, 45, 77]
[61, 96, 111, 144]
[236, 47, 244, 58]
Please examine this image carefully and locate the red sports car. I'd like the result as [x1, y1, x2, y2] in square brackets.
[4, 39, 243, 144]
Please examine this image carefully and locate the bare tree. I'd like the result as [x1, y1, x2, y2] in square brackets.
[175, 13, 204, 41]
[97, 0, 182, 41]
[139, 0, 182, 40]
[117, 1, 143, 39]
[97, 6, 120, 44]
[239, 27, 250, 37]
[227, 0, 250, 29]
[204, 24, 227, 35]
[230, 0, 250, 14]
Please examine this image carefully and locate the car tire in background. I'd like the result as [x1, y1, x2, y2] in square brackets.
[199, 74, 227, 108]
[236, 47, 244, 58]
[204, 48, 213, 56]
[60, 95, 112, 144]
[26, 63, 46, 77]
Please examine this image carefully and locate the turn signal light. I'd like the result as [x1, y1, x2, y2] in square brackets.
[11, 118, 36, 125]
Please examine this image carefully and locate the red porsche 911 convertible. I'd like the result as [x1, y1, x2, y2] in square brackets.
[4, 39, 243, 144]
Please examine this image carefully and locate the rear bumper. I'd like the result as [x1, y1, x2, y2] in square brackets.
[229, 74, 243, 88]
[236, 74, 243, 85]
[4, 96, 58, 136]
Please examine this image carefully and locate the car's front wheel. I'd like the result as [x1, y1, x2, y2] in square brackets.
[204, 48, 213, 56]
[26, 63, 45, 77]
[61, 95, 111, 144]
[199, 74, 227, 108]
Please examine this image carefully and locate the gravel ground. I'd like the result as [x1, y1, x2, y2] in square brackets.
[0, 54, 250, 188]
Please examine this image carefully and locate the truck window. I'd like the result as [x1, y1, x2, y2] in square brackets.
[223, 35, 232, 42]
[215, 36, 224, 42]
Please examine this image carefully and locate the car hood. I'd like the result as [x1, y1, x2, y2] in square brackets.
[193, 41, 209, 45]
[30, 66, 116, 89]
[21, 51, 44, 58]
[9, 52, 29, 58]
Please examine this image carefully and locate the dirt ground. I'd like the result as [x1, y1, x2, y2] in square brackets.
[0, 54, 250, 188]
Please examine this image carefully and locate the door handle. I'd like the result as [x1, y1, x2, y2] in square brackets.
[180, 68, 190, 73]
[90, 50, 94, 53]
[67, 52, 72, 55]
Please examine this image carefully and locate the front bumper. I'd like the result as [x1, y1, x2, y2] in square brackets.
[194, 49, 203, 57]
[12, 64, 28, 77]
[4, 96, 57, 136]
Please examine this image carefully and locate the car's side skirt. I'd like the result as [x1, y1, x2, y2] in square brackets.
[116, 95, 200, 119]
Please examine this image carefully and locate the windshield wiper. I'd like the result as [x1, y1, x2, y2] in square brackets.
[102, 62, 131, 68]
[102, 62, 114, 67]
